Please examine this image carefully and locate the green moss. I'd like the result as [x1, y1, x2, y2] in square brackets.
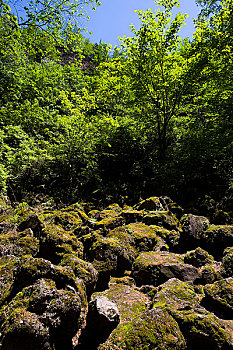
[150, 225, 180, 249]
[143, 211, 181, 231]
[201, 278, 233, 319]
[221, 248, 233, 277]
[134, 197, 164, 211]
[184, 247, 214, 267]
[152, 278, 201, 312]
[92, 283, 150, 323]
[200, 225, 233, 258]
[39, 224, 83, 263]
[99, 308, 186, 350]
[0, 228, 39, 257]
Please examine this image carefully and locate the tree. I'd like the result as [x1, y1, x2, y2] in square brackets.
[120, 0, 189, 156]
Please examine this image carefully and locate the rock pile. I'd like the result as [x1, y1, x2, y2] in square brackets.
[0, 195, 232, 349]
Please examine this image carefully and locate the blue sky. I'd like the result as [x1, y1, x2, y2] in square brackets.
[83, 0, 200, 47]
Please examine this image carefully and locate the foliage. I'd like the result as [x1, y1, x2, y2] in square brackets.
[0, 0, 233, 208]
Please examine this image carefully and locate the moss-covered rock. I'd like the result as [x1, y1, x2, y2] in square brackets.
[10, 256, 82, 299]
[60, 254, 98, 297]
[0, 255, 19, 305]
[152, 278, 233, 350]
[221, 247, 233, 278]
[143, 211, 181, 231]
[132, 251, 200, 287]
[184, 247, 214, 268]
[109, 276, 135, 287]
[39, 224, 83, 264]
[92, 216, 124, 233]
[0, 278, 87, 350]
[199, 264, 220, 285]
[150, 225, 180, 250]
[180, 214, 210, 250]
[92, 283, 150, 323]
[200, 225, 233, 258]
[212, 210, 232, 225]
[171, 308, 233, 350]
[121, 209, 145, 224]
[0, 228, 39, 257]
[81, 232, 136, 290]
[134, 197, 166, 211]
[201, 278, 233, 320]
[167, 202, 185, 219]
[98, 308, 186, 350]
[107, 223, 166, 254]
[152, 278, 202, 311]
[18, 214, 44, 238]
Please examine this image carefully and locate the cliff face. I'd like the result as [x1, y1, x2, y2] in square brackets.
[0, 195, 232, 349]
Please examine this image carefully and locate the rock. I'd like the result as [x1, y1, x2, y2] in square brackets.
[150, 225, 180, 250]
[143, 211, 180, 231]
[200, 225, 233, 258]
[199, 264, 220, 285]
[152, 278, 202, 311]
[201, 278, 233, 320]
[78, 296, 120, 349]
[172, 308, 233, 350]
[167, 202, 185, 219]
[221, 247, 233, 277]
[98, 308, 186, 350]
[92, 283, 150, 323]
[107, 222, 166, 253]
[121, 209, 145, 224]
[180, 214, 209, 249]
[0, 278, 87, 350]
[184, 247, 214, 267]
[134, 196, 166, 211]
[92, 216, 124, 233]
[82, 232, 135, 288]
[132, 251, 200, 287]
[108, 276, 135, 287]
[39, 224, 84, 264]
[60, 254, 98, 297]
[0, 228, 39, 257]
[9, 256, 80, 299]
[0, 255, 19, 305]
[152, 278, 233, 350]
[17, 214, 44, 238]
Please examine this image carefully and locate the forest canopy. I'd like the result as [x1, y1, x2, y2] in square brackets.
[0, 0, 233, 211]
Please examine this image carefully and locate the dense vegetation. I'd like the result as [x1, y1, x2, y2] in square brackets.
[0, 0, 232, 210]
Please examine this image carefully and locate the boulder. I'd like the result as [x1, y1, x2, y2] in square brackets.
[201, 278, 233, 319]
[0, 228, 39, 257]
[143, 211, 180, 231]
[78, 296, 120, 349]
[82, 232, 135, 283]
[180, 214, 209, 250]
[98, 308, 186, 350]
[107, 222, 167, 253]
[152, 278, 233, 350]
[221, 247, 233, 277]
[150, 225, 180, 250]
[184, 247, 214, 268]
[132, 251, 200, 287]
[92, 283, 150, 323]
[200, 225, 233, 258]
[0, 278, 87, 350]
[18, 214, 44, 238]
[121, 209, 145, 224]
[134, 196, 166, 211]
[39, 224, 84, 264]
[60, 254, 98, 297]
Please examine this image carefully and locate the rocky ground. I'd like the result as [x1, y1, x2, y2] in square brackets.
[0, 195, 232, 350]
